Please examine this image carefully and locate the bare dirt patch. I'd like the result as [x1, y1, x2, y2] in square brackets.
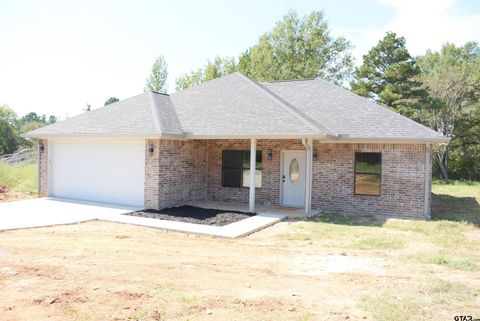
[0, 185, 32, 203]
[0, 220, 478, 320]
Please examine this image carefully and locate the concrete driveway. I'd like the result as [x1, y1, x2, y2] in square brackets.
[0, 198, 141, 231]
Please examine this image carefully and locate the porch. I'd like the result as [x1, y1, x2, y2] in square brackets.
[145, 138, 315, 215]
[189, 200, 314, 218]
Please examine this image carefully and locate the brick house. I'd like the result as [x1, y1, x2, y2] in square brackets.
[26, 72, 449, 219]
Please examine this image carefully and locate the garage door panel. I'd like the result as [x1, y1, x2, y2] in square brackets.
[50, 139, 145, 207]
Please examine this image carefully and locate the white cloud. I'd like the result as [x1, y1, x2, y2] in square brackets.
[343, 0, 480, 64]
[377, 0, 480, 55]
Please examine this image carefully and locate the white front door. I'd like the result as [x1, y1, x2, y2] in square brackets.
[281, 150, 306, 207]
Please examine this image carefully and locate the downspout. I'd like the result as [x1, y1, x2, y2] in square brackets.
[302, 138, 313, 216]
[424, 143, 432, 219]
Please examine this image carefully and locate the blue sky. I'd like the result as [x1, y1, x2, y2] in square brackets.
[1, 0, 479, 117]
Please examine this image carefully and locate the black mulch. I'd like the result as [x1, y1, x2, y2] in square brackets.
[123, 205, 255, 226]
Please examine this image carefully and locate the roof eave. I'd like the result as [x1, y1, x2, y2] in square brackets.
[321, 136, 451, 144]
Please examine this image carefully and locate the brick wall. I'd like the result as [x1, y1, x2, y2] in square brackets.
[206, 139, 305, 205]
[37, 137, 431, 218]
[38, 139, 48, 197]
[311, 143, 430, 219]
[144, 139, 207, 209]
[205, 140, 430, 219]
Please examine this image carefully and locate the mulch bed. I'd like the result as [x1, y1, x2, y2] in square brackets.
[123, 205, 255, 226]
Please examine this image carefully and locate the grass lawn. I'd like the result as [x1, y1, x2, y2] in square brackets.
[0, 165, 479, 320]
[0, 161, 37, 195]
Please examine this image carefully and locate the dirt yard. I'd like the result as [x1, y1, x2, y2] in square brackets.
[1, 214, 479, 321]
[0, 185, 31, 203]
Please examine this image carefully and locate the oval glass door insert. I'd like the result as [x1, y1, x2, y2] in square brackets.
[290, 158, 299, 184]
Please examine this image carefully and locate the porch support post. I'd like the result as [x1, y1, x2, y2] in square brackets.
[304, 138, 313, 215]
[249, 138, 257, 213]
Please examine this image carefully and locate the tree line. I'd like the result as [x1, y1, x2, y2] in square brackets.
[0, 97, 121, 155]
[145, 10, 480, 181]
[0, 108, 57, 154]
[1, 10, 478, 181]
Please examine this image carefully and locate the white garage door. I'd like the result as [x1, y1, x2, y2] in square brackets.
[49, 138, 145, 207]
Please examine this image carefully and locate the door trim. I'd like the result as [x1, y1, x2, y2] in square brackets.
[279, 150, 306, 208]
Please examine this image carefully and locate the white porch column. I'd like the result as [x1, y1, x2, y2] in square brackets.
[304, 138, 313, 215]
[249, 138, 257, 213]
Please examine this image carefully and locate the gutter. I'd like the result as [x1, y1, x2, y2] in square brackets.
[22, 132, 450, 144]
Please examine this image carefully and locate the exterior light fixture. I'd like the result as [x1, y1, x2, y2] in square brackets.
[313, 149, 317, 160]
[39, 143, 45, 153]
[148, 143, 154, 156]
[267, 149, 273, 160]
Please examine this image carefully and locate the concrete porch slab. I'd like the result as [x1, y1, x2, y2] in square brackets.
[188, 200, 310, 217]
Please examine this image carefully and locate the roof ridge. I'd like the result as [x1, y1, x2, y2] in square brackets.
[238, 73, 335, 136]
[264, 77, 316, 83]
[171, 71, 242, 95]
[147, 91, 162, 133]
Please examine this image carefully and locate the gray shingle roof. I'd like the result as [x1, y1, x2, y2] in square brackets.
[26, 92, 163, 136]
[25, 72, 449, 143]
[263, 79, 446, 141]
[169, 72, 323, 137]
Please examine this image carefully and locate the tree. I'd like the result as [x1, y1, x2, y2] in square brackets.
[104, 97, 120, 106]
[238, 10, 354, 85]
[176, 56, 238, 90]
[417, 42, 480, 180]
[15, 111, 57, 148]
[48, 115, 57, 124]
[351, 32, 423, 115]
[0, 105, 18, 154]
[145, 55, 168, 93]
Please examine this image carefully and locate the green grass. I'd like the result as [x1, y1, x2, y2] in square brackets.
[407, 252, 480, 271]
[280, 180, 480, 272]
[361, 279, 479, 321]
[431, 179, 480, 225]
[0, 161, 37, 194]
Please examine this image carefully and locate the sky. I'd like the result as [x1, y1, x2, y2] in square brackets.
[1, 0, 479, 119]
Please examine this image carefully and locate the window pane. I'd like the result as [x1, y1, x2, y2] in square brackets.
[242, 169, 262, 188]
[355, 174, 380, 195]
[242, 151, 262, 169]
[222, 168, 242, 187]
[223, 150, 242, 168]
[355, 153, 381, 174]
[289, 158, 299, 184]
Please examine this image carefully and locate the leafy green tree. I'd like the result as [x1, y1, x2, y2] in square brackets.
[176, 56, 238, 90]
[0, 105, 18, 154]
[145, 55, 168, 93]
[104, 97, 120, 105]
[417, 42, 480, 180]
[351, 32, 423, 114]
[239, 10, 354, 85]
[15, 112, 57, 148]
[0, 104, 17, 124]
